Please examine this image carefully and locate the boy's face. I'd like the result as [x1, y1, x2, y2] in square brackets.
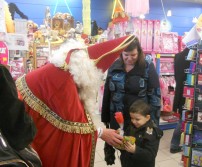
[130, 113, 150, 128]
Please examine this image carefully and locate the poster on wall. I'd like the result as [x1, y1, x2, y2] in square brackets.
[10, 58, 24, 80]
[0, 41, 9, 65]
[6, 33, 28, 50]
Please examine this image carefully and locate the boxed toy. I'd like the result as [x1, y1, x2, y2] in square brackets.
[161, 32, 179, 53]
[153, 20, 161, 52]
[192, 130, 202, 146]
[191, 148, 202, 166]
[183, 86, 194, 98]
[140, 20, 147, 51]
[160, 58, 174, 74]
[133, 19, 142, 42]
[146, 20, 153, 52]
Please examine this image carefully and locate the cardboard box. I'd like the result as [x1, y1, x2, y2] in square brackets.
[146, 20, 153, 52]
[153, 20, 161, 52]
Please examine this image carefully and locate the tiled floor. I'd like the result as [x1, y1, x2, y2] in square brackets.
[92, 113, 183, 167]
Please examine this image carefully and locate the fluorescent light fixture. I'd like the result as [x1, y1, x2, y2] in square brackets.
[167, 10, 172, 17]
[139, 14, 145, 19]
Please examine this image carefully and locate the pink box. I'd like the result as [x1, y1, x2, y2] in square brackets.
[133, 19, 142, 42]
[183, 86, 194, 98]
[161, 32, 179, 53]
[146, 20, 153, 52]
[141, 20, 147, 51]
[153, 20, 161, 52]
[160, 57, 174, 73]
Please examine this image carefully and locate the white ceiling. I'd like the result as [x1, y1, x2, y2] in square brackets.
[177, 0, 202, 4]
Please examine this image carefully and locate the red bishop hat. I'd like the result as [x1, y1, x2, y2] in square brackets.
[65, 35, 136, 72]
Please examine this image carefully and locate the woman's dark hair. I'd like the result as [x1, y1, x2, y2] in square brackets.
[122, 37, 145, 67]
[129, 99, 150, 117]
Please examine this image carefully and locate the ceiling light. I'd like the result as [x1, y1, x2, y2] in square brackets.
[192, 17, 198, 23]
[167, 10, 172, 17]
[139, 14, 145, 19]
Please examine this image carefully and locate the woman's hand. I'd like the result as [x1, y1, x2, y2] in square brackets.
[124, 141, 136, 153]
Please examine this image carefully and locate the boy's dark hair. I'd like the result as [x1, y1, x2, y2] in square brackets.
[129, 99, 150, 117]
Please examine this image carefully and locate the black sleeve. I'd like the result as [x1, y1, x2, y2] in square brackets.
[172, 48, 190, 113]
[148, 62, 160, 89]
[129, 134, 160, 163]
[101, 73, 111, 123]
[0, 96, 36, 151]
[0, 64, 36, 151]
[147, 62, 161, 123]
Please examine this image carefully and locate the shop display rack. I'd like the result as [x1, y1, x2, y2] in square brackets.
[181, 41, 202, 167]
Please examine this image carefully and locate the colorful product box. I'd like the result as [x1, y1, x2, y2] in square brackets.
[198, 112, 202, 122]
[198, 74, 202, 85]
[182, 110, 192, 121]
[184, 98, 194, 110]
[146, 20, 153, 52]
[161, 32, 179, 53]
[191, 149, 202, 166]
[192, 130, 202, 145]
[140, 20, 147, 51]
[183, 86, 194, 98]
[153, 20, 161, 52]
[195, 93, 202, 111]
[133, 19, 142, 42]
[160, 58, 174, 74]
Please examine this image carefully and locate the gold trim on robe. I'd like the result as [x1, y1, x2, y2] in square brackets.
[16, 75, 97, 134]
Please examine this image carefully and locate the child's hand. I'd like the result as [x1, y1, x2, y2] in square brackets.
[124, 141, 136, 153]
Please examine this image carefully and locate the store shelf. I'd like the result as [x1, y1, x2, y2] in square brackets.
[160, 72, 174, 75]
[159, 118, 178, 130]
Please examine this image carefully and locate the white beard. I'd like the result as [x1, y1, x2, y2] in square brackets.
[50, 40, 103, 114]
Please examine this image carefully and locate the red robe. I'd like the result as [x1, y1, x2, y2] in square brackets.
[16, 64, 97, 167]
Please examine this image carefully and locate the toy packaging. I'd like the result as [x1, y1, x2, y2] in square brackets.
[161, 32, 178, 53]
[182, 110, 193, 121]
[192, 130, 202, 146]
[198, 112, 202, 123]
[153, 20, 161, 52]
[186, 49, 196, 61]
[195, 93, 202, 111]
[140, 20, 147, 51]
[191, 148, 202, 166]
[183, 145, 191, 157]
[184, 98, 194, 110]
[133, 19, 142, 42]
[160, 58, 174, 74]
[146, 20, 153, 52]
[183, 86, 194, 98]
[115, 136, 136, 150]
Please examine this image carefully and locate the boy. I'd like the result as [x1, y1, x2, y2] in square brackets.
[120, 100, 163, 167]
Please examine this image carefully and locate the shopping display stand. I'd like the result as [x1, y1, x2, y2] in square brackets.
[181, 42, 202, 167]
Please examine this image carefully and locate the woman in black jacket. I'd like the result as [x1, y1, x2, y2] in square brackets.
[101, 37, 161, 131]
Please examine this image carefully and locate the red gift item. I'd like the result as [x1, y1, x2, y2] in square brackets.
[114, 112, 124, 124]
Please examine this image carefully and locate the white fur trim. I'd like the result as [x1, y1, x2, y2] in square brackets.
[50, 39, 103, 114]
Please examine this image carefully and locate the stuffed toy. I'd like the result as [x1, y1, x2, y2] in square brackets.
[27, 20, 38, 33]
[34, 31, 44, 43]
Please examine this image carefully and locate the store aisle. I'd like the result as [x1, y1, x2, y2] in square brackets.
[92, 113, 183, 167]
